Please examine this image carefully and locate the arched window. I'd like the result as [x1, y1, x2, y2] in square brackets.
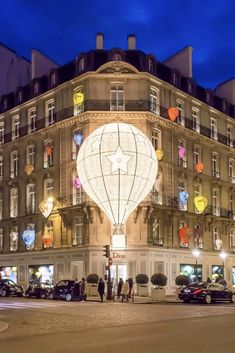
[43, 221, 53, 248]
[72, 216, 84, 246]
[79, 58, 85, 72]
[44, 139, 54, 168]
[72, 170, 82, 205]
[10, 188, 18, 218]
[28, 108, 36, 133]
[178, 139, 187, 168]
[178, 179, 188, 211]
[26, 145, 35, 168]
[192, 108, 200, 133]
[148, 58, 153, 72]
[110, 83, 124, 111]
[213, 226, 221, 250]
[151, 128, 161, 150]
[152, 217, 163, 245]
[10, 151, 19, 178]
[230, 228, 235, 252]
[212, 188, 220, 216]
[212, 152, 220, 178]
[10, 225, 18, 251]
[12, 115, 20, 140]
[44, 178, 53, 199]
[73, 86, 84, 116]
[26, 184, 36, 214]
[45, 99, 55, 126]
[150, 87, 160, 115]
[176, 99, 185, 126]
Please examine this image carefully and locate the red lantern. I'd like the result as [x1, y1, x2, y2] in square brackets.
[46, 145, 53, 156]
[168, 108, 179, 121]
[179, 227, 190, 246]
[195, 162, 204, 173]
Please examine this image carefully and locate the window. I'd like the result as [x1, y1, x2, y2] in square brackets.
[72, 171, 83, 205]
[179, 221, 189, 248]
[110, 83, 124, 111]
[10, 151, 19, 179]
[194, 224, 203, 249]
[50, 73, 56, 87]
[34, 82, 39, 95]
[229, 158, 235, 183]
[152, 217, 163, 245]
[178, 139, 187, 168]
[153, 169, 163, 205]
[151, 128, 161, 150]
[72, 216, 84, 246]
[212, 152, 220, 178]
[28, 108, 36, 133]
[227, 125, 233, 147]
[0, 191, 2, 220]
[45, 99, 55, 126]
[193, 145, 201, 166]
[43, 221, 53, 248]
[230, 228, 235, 252]
[79, 58, 85, 72]
[10, 226, 18, 251]
[12, 115, 20, 140]
[212, 188, 220, 216]
[112, 53, 121, 61]
[44, 178, 53, 199]
[73, 86, 84, 116]
[210, 117, 217, 140]
[72, 130, 83, 160]
[43, 139, 53, 168]
[229, 193, 235, 221]
[148, 58, 153, 72]
[0, 155, 3, 181]
[0, 228, 3, 252]
[178, 179, 188, 211]
[0, 121, 4, 144]
[26, 184, 36, 214]
[150, 87, 160, 115]
[176, 100, 185, 126]
[192, 108, 200, 133]
[194, 183, 201, 214]
[10, 188, 18, 218]
[26, 145, 35, 168]
[213, 226, 221, 250]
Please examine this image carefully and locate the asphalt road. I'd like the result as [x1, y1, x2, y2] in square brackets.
[1, 297, 235, 353]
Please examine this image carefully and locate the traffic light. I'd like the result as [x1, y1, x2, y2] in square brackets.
[103, 245, 110, 258]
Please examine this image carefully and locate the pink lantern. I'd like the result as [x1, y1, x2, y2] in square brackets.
[73, 177, 81, 189]
[178, 146, 186, 158]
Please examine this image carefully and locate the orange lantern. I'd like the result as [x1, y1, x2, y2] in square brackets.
[24, 164, 34, 176]
[168, 107, 179, 121]
[43, 234, 53, 248]
[46, 145, 53, 156]
[195, 162, 204, 173]
[179, 227, 191, 246]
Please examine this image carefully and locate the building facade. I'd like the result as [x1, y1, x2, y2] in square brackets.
[1, 34, 235, 293]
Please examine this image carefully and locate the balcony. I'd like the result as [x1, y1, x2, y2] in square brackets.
[229, 176, 235, 184]
[212, 170, 220, 179]
[58, 193, 87, 208]
[205, 206, 233, 219]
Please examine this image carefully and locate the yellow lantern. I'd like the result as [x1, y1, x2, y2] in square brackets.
[24, 164, 34, 176]
[73, 92, 84, 105]
[156, 149, 164, 161]
[194, 196, 208, 214]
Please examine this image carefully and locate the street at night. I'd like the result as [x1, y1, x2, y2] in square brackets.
[1, 297, 235, 353]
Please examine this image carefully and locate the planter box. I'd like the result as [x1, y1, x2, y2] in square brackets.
[136, 285, 148, 297]
[87, 285, 98, 297]
[151, 288, 166, 301]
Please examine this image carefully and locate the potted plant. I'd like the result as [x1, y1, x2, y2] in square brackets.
[135, 274, 149, 296]
[175, 274, 190, 287]
[150, 273, 167, 301]
[86, 273, 99, 296]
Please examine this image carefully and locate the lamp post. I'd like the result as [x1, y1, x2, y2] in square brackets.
[219, 252, 227, 280]
[192, 249, 200, 282]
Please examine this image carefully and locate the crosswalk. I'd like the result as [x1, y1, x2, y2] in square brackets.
[0, 299, 62, 311]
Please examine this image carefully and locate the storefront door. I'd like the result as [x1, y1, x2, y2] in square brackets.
[110, 264, 127, 282]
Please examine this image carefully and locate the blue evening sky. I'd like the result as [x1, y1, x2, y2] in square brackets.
[0, 0, 235, 89]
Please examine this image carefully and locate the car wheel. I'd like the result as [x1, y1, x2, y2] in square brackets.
[1, 289, 7, 297]
[204, 294, 212, 304]
[230, 294, 235, 303]
[65, 293, 72, 302]
[40, 292, 46, 299]
[48, 292, 54, 300]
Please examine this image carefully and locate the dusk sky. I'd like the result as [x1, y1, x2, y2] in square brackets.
[1, 0, 235, 89]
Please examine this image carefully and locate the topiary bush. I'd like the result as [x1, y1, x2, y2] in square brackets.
[175, 274, 190, 287]
[136, 274, 149, 285]
[86, 273, 99, 285]
[150, 273, 167, 288]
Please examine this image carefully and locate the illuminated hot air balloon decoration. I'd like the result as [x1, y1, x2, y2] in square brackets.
[194, 196, 208, 214]
[73, 177, 81, 189]
[156, 149, 164, 161]
[39, 198, 54, 218]
[22, 229, 35, 250]
[168, 108, 179, 121]
[73, 132, 83, 146]
[77, 123, 158, 234]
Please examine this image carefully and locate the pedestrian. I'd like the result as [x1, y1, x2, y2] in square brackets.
[117, 278, 123, 299]
[98, 277, 105, 302]
[121, 279, 130, 302]
[80, 277, 87, 301]
[128, 277, 134, 298]
[74, 278, 80, 301]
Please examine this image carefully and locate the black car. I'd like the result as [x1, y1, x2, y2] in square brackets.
[47, 280, 76, 301]
[25, 282, 52, 299]
[178, 282, 235, 304]
[0, 279, 24, 297]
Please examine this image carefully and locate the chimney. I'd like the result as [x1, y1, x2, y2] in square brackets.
[96, 32, 104, 50]
[127, 34, 136, 50]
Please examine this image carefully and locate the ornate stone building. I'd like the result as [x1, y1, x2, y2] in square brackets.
[0, 33, 235, 293]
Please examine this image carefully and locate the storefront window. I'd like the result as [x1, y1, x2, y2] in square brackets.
[180, 264, 202, 282]
[232, 267, 235, 286]
[212, 265, 224, 282]
[28, 265, 54, 285]
[0, 266, 17, 282]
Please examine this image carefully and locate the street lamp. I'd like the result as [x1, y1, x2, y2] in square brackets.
[192, 249, 200, 282]
[219, 252, 227, 279]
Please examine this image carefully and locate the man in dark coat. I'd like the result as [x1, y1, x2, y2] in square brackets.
[98, 277, 105, 302]
[117, 278, 123, 299]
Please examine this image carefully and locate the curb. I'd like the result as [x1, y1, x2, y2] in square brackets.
[0, 321, 9, 333]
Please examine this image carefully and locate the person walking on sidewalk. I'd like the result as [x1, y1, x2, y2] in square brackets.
[117, 278, 123, 299]
[121, 279, 130, 302]
[98, 277, 105, 302]
[80, 277, 87, 301]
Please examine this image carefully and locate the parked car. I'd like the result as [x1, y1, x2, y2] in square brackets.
[0, 279, 24, 297]
[25, 282, 52, 299]
[47, 280, 76, 301]
[178, 282, 235, 304]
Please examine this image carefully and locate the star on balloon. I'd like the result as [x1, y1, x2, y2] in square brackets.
[91, 139, 101, 152]
[135, 134, 146, 144]
[106, 146, 133, 173]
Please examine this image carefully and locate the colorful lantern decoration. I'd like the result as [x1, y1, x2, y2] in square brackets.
[22, 229, 35, 250]
[73, 132, 83, 146]
[194, 196, 208, 214]
[179, 191, 189, 205]
[168, 107, 179, 121]
[24, 164, 34, 176]
[42, 233, 53, 248]
[216, 239, 223, 250]
[178, 146, 186, 158]
[156, 149, 164, 161]
[45, 145, 53, 156]
[179, 226, 191, 247]
[73, 177, 81, 189]
[73, 92, 84, 105]
[195, 162, 204, 173]
[77, 123, 158, 233]
[10, 231, 18, 252]
[194, 224, 203, 243]
[39, 199, 54, 218]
